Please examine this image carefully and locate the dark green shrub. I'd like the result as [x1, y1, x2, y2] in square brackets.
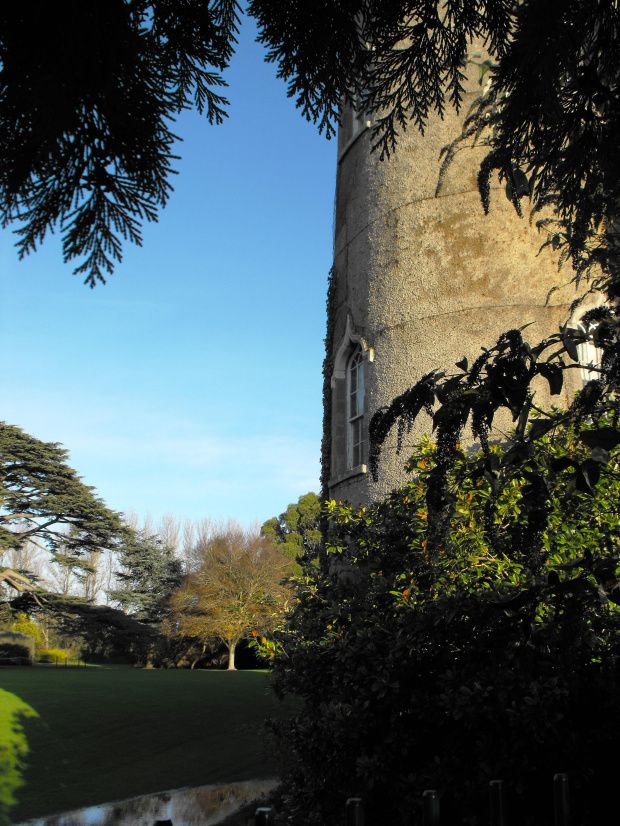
[0, 631, 34, 662]
[269, 430, 620, 825]
[0, 642, 32, 662]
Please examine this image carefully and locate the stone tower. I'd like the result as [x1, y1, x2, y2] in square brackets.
[323, 68, 584, 508]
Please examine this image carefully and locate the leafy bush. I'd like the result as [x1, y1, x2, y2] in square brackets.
[0, 642, 32, 661]
[270, 429, 620, 825]
[0, 631, 34, 662]
[37, 648, 70, 663]
[11, 613, 42, 645]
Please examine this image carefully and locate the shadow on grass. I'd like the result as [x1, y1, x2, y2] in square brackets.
[0, 687, 38, 825]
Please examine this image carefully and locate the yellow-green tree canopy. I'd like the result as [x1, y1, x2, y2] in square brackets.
[169, 523, 292, 670]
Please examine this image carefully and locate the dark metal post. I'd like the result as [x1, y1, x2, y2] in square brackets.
[254, 807, 275, 825]
[423, 790, 440, 826]
[554, 774, 570, 826]
[346, 797, 365, 826]
[490, 780, 505, 826]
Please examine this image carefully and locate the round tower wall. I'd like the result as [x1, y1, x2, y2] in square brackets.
[327, 77, 582, 507]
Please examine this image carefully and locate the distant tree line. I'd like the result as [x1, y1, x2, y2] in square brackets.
[1, 420, 315, 669]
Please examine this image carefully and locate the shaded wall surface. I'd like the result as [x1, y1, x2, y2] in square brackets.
[327, 65, 581, 507]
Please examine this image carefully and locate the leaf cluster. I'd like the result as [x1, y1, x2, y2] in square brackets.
[369, 307, 620, 546]
[261, 491, 322, 567]
[271, 428, 620, 824]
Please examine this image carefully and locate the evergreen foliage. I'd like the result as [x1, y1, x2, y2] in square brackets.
[0, 630, 34, 661]
[0, 421, 127, 585]
[51, 597, 158, 663]
[0, 640, 32, 661]
[253, 0, 620, 295]
[261, 491, 321, 565]
[0, 423, 159, 661]
[110, 529, 182, 625]
[5, 2, 617, 290]
[269, 430, 620, 825]
[0, 0, 240, 285]
[250, 0, 513, 150]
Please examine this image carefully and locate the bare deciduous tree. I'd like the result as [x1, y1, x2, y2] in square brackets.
[157, 513, 181, 555]
[181, 518, 196, 573]
[79, 549, 106, 603]
[0, 538, 44, 582]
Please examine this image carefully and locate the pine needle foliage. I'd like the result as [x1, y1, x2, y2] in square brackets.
[251, 0, 620, 295]
[4, 1, 618, 291]
[110, 529, 182, 625]
[0, 0, 240, 285]
[0, 421, 127, 559]
[249, 0, 515, 157]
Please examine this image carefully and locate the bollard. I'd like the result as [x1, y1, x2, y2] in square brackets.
[554, 773, 570, 826]
[345, 797, 365, 826]
[423, 790, 440, 826]
[254, 806, 275, 825]
[490, 780, 506, 826]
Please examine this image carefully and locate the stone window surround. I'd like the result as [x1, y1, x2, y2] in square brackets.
[329, 317, 374, 489]
[331, 316, 374, 386]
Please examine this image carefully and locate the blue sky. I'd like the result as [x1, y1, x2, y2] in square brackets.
[0, 14, 336, 528]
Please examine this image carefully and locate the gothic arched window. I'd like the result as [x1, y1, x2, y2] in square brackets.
[347, 348, 365, 468]
[328, 317, 373, 488]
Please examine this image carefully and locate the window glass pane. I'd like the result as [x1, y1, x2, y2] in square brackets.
[351, 418, 362, 467]
[356, 363, 364, 416]
[577, 325, 602, 384]
[349, 355, 364, 419]
[350, 361, 358, 393]
[347, 349, 365, 468]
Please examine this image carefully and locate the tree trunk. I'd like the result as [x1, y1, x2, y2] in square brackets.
[190, 643, 206, 669]
[227, 640, 237, 671]
[144, 642, 154, 669]
[39, 618, 49, 649]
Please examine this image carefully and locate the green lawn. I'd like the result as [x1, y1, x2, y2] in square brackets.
[0, 666, 290, 824]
